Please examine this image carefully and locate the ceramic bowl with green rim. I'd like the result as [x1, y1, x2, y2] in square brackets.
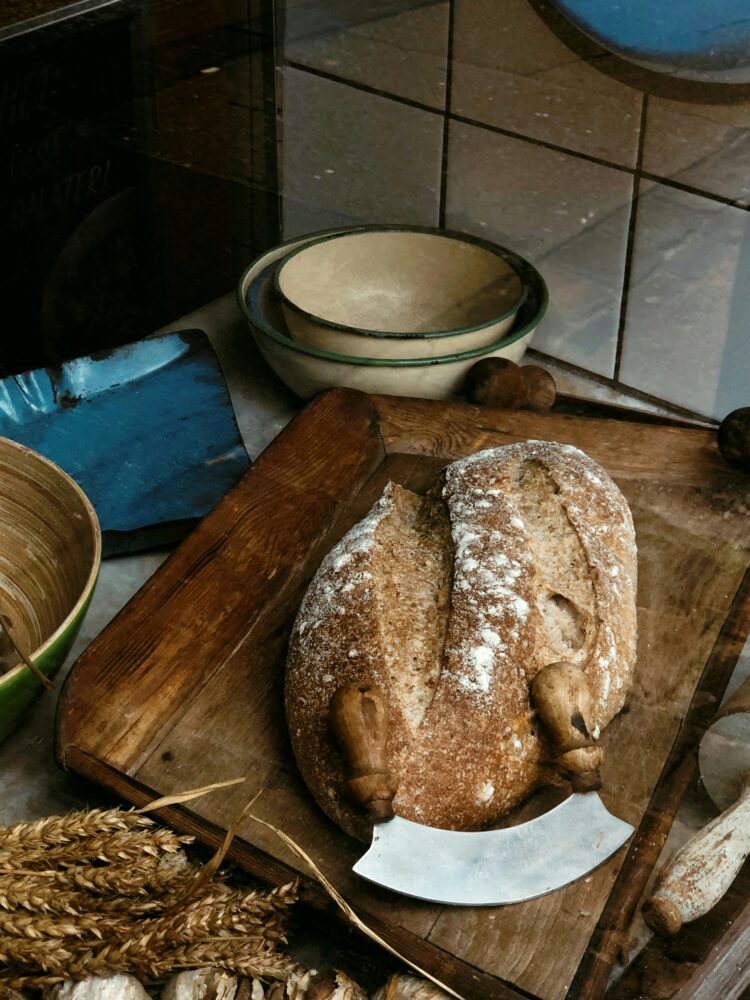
[273, 227, 528, 360]
[0, 438, 101, 743]
[237, 227, 548, 401]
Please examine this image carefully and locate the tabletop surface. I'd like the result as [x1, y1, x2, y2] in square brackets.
[1, 292, 747, 989]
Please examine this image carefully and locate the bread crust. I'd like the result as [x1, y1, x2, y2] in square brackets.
[285, 441, 637, 839]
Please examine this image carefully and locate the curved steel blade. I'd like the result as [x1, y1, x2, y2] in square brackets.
[353, 793, 633, 906]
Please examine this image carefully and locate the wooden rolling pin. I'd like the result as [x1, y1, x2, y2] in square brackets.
[643, 675, 750, 935]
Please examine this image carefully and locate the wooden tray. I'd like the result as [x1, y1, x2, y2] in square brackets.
[56, 389, 750, 1000]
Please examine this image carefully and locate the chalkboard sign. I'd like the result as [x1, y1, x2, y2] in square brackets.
[0, 6, 154, 375]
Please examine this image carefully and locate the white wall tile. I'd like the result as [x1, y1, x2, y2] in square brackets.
[620, 181, 750, 420]
[276, 13, 750, 416]
[280, 67, 443, 237]
[284, 0, 449, 109]
[643, 97, 750, 207]
[445, 120, 634, 376]
[451, 0, 642, 166]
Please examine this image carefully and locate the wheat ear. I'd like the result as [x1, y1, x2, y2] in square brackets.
[2, 851, 193, 901]
[0, 882, 165, 917]
[0, 809, 150, 853]
[0, 827, 192, 871]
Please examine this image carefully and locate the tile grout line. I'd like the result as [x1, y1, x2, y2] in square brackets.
[282, 60, 750, 214]
[284, 59, 444, 116]
[284, 58, 634, 171]
[449, 111, 635, 175]
[273, 0, 286, 237]
[640, 169, 750, 210]
[438, 0, 455, 227]
[613, 93, 648, 382]
[277, 57, 741, 416]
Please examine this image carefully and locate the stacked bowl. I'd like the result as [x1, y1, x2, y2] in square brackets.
[237, 226, 547, 400]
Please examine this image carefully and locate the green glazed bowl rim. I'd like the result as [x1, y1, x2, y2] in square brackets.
[0, 437, 102, 686]
[237, 225, 549, 368]
[273, 226, 529, 339]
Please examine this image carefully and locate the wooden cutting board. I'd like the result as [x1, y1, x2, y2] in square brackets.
[56, 389, 750, 1000]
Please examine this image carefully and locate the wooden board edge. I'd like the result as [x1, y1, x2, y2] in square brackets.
[54, 386, 385, 772]
[571, 564, 750, 999]
[60, 744, 535, 1000]
[368, 394, 725, 467]
[369, 392, 718, 435]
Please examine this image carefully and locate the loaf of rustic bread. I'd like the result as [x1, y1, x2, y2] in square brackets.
[285, 441, 637, 839]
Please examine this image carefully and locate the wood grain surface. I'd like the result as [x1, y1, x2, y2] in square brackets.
[56, 389, 750, 1000]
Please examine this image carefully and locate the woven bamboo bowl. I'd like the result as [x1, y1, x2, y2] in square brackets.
[0, 438, 101, 742]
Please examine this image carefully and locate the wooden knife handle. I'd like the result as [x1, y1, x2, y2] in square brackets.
[643, 776, 750, 936]
[531, 661, 604, 792]
[329, 683, 398, 821]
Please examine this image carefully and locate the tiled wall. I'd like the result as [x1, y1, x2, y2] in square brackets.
[277, 0, 750, 421]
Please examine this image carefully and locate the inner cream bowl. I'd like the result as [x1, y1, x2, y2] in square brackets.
[274, 227, 528, 360]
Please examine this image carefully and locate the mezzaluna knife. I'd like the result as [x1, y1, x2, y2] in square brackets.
[330, 663, 633, 906]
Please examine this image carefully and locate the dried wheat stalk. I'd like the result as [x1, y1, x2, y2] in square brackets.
[0, 911, 120, 940]
[0, 808, 298, 992]
[206, 882, 299, 916]
[69, 853, 192, 896]
[0, 882, 163, 917]
[155, 938, 299, 980]
[162, 882, 298, 926]
[0, 929, 286, 980]
[0, 968, 61, 990]
[0, 810, 149, 853]
[0, 853, 192, 906]
[149, 894, 286, 945]
[0, 827, 191, 872]
[0, 935, 76, 971]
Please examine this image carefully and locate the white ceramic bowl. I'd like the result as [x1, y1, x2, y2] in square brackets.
[237, 227, 548, 401]
[274, 227, 528, 360]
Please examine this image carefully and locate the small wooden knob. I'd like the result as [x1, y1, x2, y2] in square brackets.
[718, 407, 750, 473]
[464, 359, 558, 413]
[531, 661, 603, 792]
[521, 365, 557, 412]
[642, 895, 683, 937]
[329, 683, 398, 821]
[464, 358, 527, 409]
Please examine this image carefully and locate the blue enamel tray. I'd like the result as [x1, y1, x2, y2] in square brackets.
[0, 331, 250, 555]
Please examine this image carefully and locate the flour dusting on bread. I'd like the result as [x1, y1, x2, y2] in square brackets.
[286, 440, 637, 838]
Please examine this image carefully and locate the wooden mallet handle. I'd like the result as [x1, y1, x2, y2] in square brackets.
[531, 661, 604, 792]
[329, 683, 398, 821]
[643, 775, 750, 936]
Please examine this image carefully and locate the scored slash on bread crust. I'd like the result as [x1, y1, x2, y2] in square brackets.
[285, 441, 637, 840]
